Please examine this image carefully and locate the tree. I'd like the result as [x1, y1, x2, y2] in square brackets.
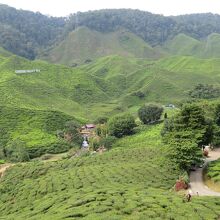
[162, 103, 213, 146]
[108, 114, 136, 138]
[215, 103, 220, 126]
[212, 103, 220, 146]
[189, 84, 220, 99]
[168, 140, 202, 171]
[162, 103, 213, 171]
[99, 136, 117, 150]
[164, 112, 168, 119]
[138, 104, 163, 124]
[95, 124, 108, 138]
[94, 116, 109, 124]
[5, 139, 30, 162]
[64, 121, 82, 145]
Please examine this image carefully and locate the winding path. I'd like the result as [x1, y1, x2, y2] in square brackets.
[189, 148, 220, 196]
[0, 164, 13, 178]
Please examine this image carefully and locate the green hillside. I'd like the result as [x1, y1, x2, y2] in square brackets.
[2, 48, 220, 119]
[39, 27, 163, 65]
[163, 33, 220, 58]
[162, 34, 204, 57]
[1, 125, 220, 219]
[2, 49, 220, 154]
[204, 33, 220, 58]
[2, 5, 220, 60]
[82, 55, 220, 110]
[0, 106, 77, 158]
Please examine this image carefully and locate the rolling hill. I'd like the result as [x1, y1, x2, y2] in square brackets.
[162, 33, 220, 58]
[204, 33, 220, 58]
[39, 27, 164, 65]
[162, 34, 204, 57]
[2, 46, 220, 156]
[0, 106, 77, 158]
[2, 47, 220, 118]
[1, 5, 220, 220]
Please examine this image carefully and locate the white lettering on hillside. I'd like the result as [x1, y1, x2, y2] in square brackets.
[15, 69, 41, 74]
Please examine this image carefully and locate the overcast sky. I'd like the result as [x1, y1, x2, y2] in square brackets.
[0, 0, 220, 17]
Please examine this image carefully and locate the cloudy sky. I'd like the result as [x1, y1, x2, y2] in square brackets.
[0, 0, 220, 17]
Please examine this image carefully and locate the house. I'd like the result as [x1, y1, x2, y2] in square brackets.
[165, 104, 175, 108]
[80, 124, 96, 137]
[81, 124, 96, 130]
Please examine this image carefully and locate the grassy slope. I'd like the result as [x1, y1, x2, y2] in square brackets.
[162, 33, 220, 59]
[83, 55, 220, 114]
[0, 125, 220, 219]
[162, 34, 204, 57]
[2, 48, 220, 151]
[0, 50, 119, 119]
[39, 27, 163, 65]
[2, 49, 220, 119]
[204, 33, 220, 58]
[0, 106, 78, 157]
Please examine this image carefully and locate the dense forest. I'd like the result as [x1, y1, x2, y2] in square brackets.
[0, 4, 65, 59]
[67, 10, 220, 45]
[1, 4, 220, 59]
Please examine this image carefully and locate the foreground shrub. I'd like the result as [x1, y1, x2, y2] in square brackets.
[108, 114, 136, 138]
[138, 103, 163, 124]
[94, 116, 109, 124]
[27, 139, 73, 158]
[5, 139, 30, 162]
[168, 140, 202, 171]
[100, 136, 117, 150]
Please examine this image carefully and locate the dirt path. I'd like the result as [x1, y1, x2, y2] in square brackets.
[189, 148, 220, 196]
[0, 153, 68, 179]
[0, 164, 14, 178]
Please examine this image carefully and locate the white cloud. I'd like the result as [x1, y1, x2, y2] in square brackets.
[0, 0, 220, 17]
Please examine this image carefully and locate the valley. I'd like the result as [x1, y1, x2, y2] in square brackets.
[0, 4, 220, 220]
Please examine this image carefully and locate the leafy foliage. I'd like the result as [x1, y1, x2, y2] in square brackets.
[138, 103, 163, 124]
[162, 104, 213, 146]
[67, 10, 220, 47]
[0, 4, 65, 59]
[215, 103, 220, 126]
[212, 104, 220, 146]
[99, 136, 117, 150]
[162, 104, 213, 170]
[4, 139, 30, 162]
[189, 84, 220, 99]
[94, 116, 109, 124]
[64, 120, 83, 145]
[108, 114, 136, 138]
[0, 106, 80, 158]
[168, 140, 202, 170]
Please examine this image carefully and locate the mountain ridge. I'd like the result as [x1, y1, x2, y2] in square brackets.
[1, 5, 220, 60]
[39, 27, 164, 65]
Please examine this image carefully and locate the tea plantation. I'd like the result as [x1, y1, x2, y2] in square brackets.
[205, 159, 220, 192]
[1, 125, 220, 219]
[0, 106, 80, 158]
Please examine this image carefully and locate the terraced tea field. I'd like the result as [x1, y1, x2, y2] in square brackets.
[205, 159, 220, 192]
[1, 126, 220, 219]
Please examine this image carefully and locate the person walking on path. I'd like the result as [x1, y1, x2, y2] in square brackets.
[186, 189, 192, 202]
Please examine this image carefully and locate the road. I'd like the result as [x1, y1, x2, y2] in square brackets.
[189, 148, 220, 196]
